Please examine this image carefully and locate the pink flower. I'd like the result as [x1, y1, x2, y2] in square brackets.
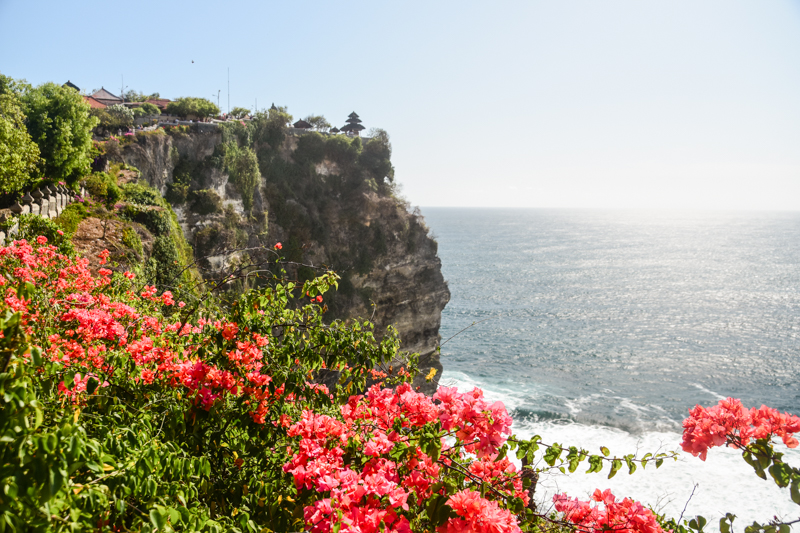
[36, 236, 47, 244]
[682, 398, 800, 460]
[178, 301, 186, 308]
[57, 230, 64, 236]
[161, 291, 175, 306]
[275, 242, 283, 250]
[98, 249, 110, 265]
[439, 489, 521, 533]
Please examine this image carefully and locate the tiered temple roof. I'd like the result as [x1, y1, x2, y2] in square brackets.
[340, 111, 365, 133]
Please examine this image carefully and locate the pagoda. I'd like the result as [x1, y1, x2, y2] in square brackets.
[340, 112, 365, 135]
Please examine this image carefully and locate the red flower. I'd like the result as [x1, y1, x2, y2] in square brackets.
[275, 242, 283, 250]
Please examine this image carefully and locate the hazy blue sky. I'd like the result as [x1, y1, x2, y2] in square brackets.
[2, 1, 799, 210]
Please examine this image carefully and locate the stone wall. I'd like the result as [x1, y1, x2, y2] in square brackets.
[0, 184, 86, 244]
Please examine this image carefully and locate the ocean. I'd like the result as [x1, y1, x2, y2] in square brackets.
[420, 208, 800, 527]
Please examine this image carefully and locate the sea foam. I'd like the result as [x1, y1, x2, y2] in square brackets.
[441, 370, 800, 528]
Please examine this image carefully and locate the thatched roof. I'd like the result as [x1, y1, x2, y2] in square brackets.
[63, 80, 80, 92]
[293, 119, 313, 129]
[270, 103, 277, 110]
[330, 127, 340, 133]
[340, 123, 365, 132]
[348, 112, 360, 119]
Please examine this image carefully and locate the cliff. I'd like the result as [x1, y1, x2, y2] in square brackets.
[120, 123, 450, 393]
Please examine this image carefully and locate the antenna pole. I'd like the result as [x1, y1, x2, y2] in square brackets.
[227, 68, 230, 115]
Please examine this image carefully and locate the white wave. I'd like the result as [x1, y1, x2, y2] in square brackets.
[439, 370, 800, 529]
[690, 382, 728, 402]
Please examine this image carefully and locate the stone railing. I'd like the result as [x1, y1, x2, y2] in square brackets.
[0, 184, 87, 245]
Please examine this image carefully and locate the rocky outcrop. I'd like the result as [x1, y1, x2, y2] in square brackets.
[121, 130, 450, 394]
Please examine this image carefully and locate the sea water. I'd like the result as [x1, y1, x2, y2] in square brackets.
[421, 208, 800, 527]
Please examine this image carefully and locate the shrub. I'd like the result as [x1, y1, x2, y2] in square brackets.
[229, 106, 250, 119]
[132, 102, 160, 117]
[122, 182, 162, 207]
[105, 104, 134, 128]
[53, 202, 87, 234]
[165, 182, 189, 204]
[293, 131, 326, 166]
[166, 97, 219, 119]
[144, 234, 182, 287]
[193, 223, 227, 258]
[5, 239, 792, 533]
[122, 204, 170, 236]
[188, 189, 223, 215]
[85, 172, 119, 202]
[224, 143, 260, 211]
[2, 214, 74, 255]
[121, 225, 144, 259]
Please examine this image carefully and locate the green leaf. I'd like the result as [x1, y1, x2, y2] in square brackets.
[790, 479, 800, 505]
[86, 376, 99, 395]
[608, 459, 622, 479]
[150, 508, 167, 530]
[625, 455, 636, 475]
[768, 463, 791, 488]
[586, 455, 603, 474]
[30, 347, 42, 367]
[600, 446, 610, 457]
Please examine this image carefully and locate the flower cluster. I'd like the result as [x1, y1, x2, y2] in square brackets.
[553, 489, 663, 533]
[441, 489, 520, 533]
[681, 397, 800, 460]
[283, 383, 521, 533]
[0, 238, 286, 419]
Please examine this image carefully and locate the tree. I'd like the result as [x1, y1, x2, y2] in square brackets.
[105, 104, 134, 128]
[359, 128, 394, 183]
[251, 106, 293, 149]
[224, 143, 261, 211]
[123, 89, 160, 102]
[230, 107, 251, 119]
[21, 82, 98, 183]
[0, 92, 40, 194]
[305, 114, 331, 132]
[132, 102, 160, 118]
[0, 73, 25, 97]
[166, 97, 220, 119]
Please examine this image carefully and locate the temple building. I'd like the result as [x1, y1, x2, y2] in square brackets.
[340, 112, 365, 135]
[90, 88, 123, 107]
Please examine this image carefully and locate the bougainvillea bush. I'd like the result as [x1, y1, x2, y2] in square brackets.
[1, 237, 799, 533]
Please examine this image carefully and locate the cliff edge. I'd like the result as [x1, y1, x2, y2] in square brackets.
[120, 120, 449, 393]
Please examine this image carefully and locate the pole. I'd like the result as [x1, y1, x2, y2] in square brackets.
[227, 68, 230, 115]
[121, 75, 124, 102]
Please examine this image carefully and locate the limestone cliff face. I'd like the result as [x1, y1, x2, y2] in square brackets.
[122, 130, 450, 394]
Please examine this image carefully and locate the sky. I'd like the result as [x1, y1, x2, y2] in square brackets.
[1, 0, 799, 210]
